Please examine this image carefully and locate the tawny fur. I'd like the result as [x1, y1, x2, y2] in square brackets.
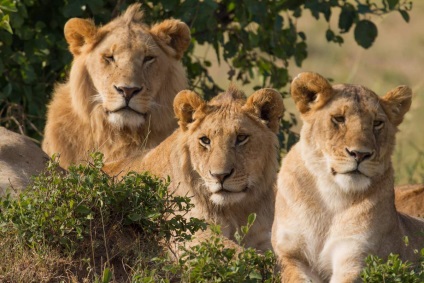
[395, 184, 424, 218]
[106, 86, 285, 252]
[272, 72, 424, 283]
[42, 4, 190, 168]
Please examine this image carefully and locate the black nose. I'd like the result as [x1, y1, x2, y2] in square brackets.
[114, 85, 142, 103]
[210, 169, 234, 183]
[346, 148, 373, 163]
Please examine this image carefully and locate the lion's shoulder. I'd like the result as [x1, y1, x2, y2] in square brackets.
[395, 184, 424, 218]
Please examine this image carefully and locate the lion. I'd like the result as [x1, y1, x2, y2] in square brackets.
[106, 86, 284, 252]
[0, 127, 49, 197]
[271, 72, 424, 282]
[395, 184, 424, 218]
[42, 4, 190, 168]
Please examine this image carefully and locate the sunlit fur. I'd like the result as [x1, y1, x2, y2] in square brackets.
[272, 72, 424, 282]
[42, 4, 190, 168]
[105, 86, 284, 252]
[395, 184, 424, 218]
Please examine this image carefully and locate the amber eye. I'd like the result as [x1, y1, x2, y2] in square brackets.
[373, 120, 384, 130]
[236, 134, 249, 145]
[199, 136, 210, 145]
[104, 54, 115, 63]
[143, 55, 156, 63]
[331, 116, 345, 124]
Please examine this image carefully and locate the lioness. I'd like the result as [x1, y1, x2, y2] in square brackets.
[106, 86, 284, 252]
[0, 127, 49, 196]
[395, 184, 424, 218]
[42, 4, 190, 168]
[272, 72, 424, 282]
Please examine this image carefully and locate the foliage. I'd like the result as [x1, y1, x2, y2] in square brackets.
[0, 153, 281, 281]
[0, 0, 413, 145]
[0, 152, 206, 254]
[361, 251, 424, 283]
[159, 224, 279, 283]
[0, 0, 16, 33]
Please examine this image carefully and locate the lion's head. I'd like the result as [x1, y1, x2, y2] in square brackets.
[65, 3, 190, 129]
[43, 4, 190, 167]
[172, 86, 284, 206]
[291, 72, 412, 193]
[103, 86, 284, 250]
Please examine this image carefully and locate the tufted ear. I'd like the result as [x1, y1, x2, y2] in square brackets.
[173, 90, 205, 130]
[290, 72, 334, 115]
[64, 18, 98, 56]
[380, 86, 412, 126]
[150, 19, 191, 60]
[243, 88, 284, 133]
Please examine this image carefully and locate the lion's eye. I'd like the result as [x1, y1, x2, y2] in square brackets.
[104, 55, 115, 63]
[331, 116, 345, 124]
[373, 120, 384, 130]
[143, 56, 156, 63]
[199, 136, 210, 146]
[236, 134, 249, 145]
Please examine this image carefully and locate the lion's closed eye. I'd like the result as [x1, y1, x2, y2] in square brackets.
[236, 134, 249, 145]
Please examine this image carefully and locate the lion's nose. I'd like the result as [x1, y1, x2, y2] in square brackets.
[345, 148, 374, 163]
[210, 169, 234, 183]
[114, 85, 143, 103]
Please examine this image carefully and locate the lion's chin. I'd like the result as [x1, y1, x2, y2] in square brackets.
[210, 191, 246, 206]
[333, 172, 371, 193]
[107, 110, 146, 129]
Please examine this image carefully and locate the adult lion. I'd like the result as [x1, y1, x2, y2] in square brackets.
[0, 127, 49, 197]
[395, 184, 424, 217]
[42, 4, 190, 168]
[272, 72, 424, 282]
[106, 86, 284, 252]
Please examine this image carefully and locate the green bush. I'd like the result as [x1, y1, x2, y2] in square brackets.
[0, 153, 282, 282]
[361, 251, 424, 283]
[0, 152, 205, 254]
[0, 0, 16, 33]
[172, 227, 279, 282]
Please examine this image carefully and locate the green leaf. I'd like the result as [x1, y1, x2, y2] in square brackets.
[354, 20, 378, 49]
[399, 10, 410, 23]
[247, 213, 256, 226]
[128, 213, 142, 222]
[326, 28, 334, 41]
[0, 14, 12, 33]
[101, 267, 112, 283]
[338, 4, 356, 33]
[385, 0, 399, 10]
[249, 271, 262, 280]
[75, 205, 91, 216]
[0, 0, 17, 12]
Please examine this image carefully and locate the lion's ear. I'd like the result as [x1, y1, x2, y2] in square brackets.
[173, 90, 205, 130]
[290, 72, 334, 115]
[150, 19, 191, 60]
[64, 18, 97, 56]
[243, 88, 284, 133]
[380, 86, 412, 126]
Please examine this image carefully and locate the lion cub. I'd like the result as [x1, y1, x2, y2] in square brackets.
[106, 86, 284, 252]
[272, 72, 424, 282]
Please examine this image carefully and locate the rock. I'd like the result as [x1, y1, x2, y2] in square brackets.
[0, 127, 49, 197]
